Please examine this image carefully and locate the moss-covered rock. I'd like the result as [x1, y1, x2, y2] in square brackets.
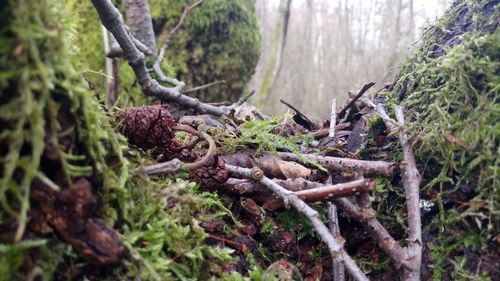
[151, 0, 261, 102]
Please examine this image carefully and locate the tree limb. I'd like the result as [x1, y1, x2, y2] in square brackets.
[91, 0, 230, 116]
[361, 99, 423, 280]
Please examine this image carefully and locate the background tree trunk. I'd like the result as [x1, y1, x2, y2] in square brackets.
[125, 0, 156, 54]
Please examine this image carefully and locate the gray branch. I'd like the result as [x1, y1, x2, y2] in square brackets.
[91, 0, 231, 116]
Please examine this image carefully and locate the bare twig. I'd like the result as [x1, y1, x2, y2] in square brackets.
[153, 0, 204, 83]
[91, 0, 230, 116]
[102, 26, 121, 106]
[327, 202, 345, 281]
[338, 82, 375, 119]
[106, 27, 152, 58]
[277, 152, 396, 177]
[329, 99, 337, 138]
[226, 165, 369, 281]
[182, 80, 226, 94]
[229, 91, 256, 109]
[295, 178, 375, 202]
[273, 177, 414, 274]
[395, 106, 422, 281]
[360, 98, 397, 129]
[360, 100, 423, 280]
[310, 122, 350, 139]
[265, 178, 375, 210]
[334, 198, 407, 269]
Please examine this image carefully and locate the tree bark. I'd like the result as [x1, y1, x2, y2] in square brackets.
[124, 0, 156, 55]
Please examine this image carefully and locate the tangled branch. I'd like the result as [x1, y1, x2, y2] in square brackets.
[91, 0, 231, 116]
[226, 165, 369, 281]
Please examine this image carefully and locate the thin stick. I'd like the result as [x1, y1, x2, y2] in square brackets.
[334, 198, 407, 269]
[395, 106, 422, 281]
[294, 178, 375, 202]
[183, 80, 226, 94]
[269, 177, 412, 273]
[226, 165, 369, 281]
[338, 82, 375, 118]
[139, 128, 216, 175]
[361, 100, 423, 280]
[329, 99, 337, 138]
[328, 202, 345, 281]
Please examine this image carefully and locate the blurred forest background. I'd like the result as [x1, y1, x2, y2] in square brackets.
[250, 0, 449, 119]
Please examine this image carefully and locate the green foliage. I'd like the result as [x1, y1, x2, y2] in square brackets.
[151, 0, 261, 102]
[0, 0, 129, 244]
[277, 210, 316, 242]
[1, 0, 255, 279]
[220, 115, 326, 171]
[0, 239, 46, 281]
[108, 178, 240, 280]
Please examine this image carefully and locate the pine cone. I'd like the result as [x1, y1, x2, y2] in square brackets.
[189, 156, 229, 189]
[117, 105, 180, 159]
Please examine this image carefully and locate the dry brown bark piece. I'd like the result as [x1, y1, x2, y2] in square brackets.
[30, 178, 125, 265]
[256, 154, 311, 180]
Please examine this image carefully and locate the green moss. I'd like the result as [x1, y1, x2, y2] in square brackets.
[382, 0, 499, 278]
[151, 0, 261, 102]
[0, 0, 264, 279]
[219, 115, 326, 171]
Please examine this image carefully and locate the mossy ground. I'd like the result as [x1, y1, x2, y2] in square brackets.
[0, 0, 498, 280]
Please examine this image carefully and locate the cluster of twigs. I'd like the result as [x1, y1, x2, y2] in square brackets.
[90, 1, 424, 280]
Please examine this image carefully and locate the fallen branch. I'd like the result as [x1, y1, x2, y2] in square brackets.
[226, 165, 369, 281]
[264, 176, 414, 275]
[277, 152, 396, 177]
[264, 178, 375, 211]
[361, 100, 423, 280]
[329, 99, 337, 138]
[334, 198, 407, 269]
[395, 106, 422, 281]
[91, 0, 230, 116]
[295, 178, 374, 202]
[310, 122, 351, 139]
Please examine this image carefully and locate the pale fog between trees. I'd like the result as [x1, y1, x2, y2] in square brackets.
[249, 0, 449, 119]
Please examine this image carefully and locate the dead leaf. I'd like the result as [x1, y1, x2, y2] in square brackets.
[257, 154, 311, 179]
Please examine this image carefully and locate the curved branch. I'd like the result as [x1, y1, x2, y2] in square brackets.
[137, 125, 216, 175]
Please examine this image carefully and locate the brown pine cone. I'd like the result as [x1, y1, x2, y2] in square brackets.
[189, 156, 229, 189]
[117, 105, 180, 159]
